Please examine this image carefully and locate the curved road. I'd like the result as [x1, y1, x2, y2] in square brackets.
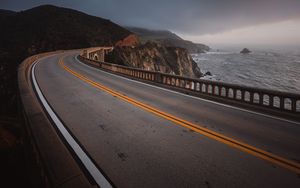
[33, 52, 300, 187]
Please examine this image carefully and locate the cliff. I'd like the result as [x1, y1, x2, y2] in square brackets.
[115, 34, 140, 47]
[107, 42, 202, 78]
[126, 27, 210, 53]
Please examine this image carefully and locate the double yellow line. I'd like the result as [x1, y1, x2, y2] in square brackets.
[59, 57, 300, 174]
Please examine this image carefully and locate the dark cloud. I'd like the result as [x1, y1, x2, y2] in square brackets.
[1, 0, 300, 34]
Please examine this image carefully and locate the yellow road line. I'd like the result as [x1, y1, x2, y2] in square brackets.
[59, 57, 300, 174]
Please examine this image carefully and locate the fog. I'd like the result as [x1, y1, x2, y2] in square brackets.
[179, 19, 300, 49]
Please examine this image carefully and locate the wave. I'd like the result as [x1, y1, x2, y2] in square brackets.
[193, 50, 300, 93]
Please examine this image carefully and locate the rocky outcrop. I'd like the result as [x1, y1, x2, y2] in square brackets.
[115, 34, 140, 47]
[107, 42, 202, 78]
[240, 48, 251, 54]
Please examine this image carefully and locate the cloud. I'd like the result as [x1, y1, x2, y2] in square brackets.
[1, 0, 300, 35]
[180, 19, 300, 47]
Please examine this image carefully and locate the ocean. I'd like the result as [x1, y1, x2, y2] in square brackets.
[192, 49, 300, 94]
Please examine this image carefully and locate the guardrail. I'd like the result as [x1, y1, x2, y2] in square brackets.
[19, 52, 95, 187]
[79, 55, 300, 114]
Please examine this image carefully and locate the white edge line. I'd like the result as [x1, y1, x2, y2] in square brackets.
[32, 60, 113, 188]
[74, 55, 300, 126]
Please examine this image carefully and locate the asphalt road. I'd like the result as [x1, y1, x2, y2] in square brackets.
[33, 52, 300, 188]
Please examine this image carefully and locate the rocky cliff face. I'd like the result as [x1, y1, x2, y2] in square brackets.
[115, 34, 140, 47]
[107, 42, 202, 78]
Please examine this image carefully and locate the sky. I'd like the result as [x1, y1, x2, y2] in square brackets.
[1, 0, 300, 49]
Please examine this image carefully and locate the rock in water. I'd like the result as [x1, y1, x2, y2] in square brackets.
[240, 48, 251, 54]
[204, 71, 212, 76]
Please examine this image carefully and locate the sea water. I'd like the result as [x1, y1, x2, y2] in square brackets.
[192, 49, 300, 94]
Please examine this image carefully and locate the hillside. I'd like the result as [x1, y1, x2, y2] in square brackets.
[0, 5, 135, 56]
[126, 26, 210, 53]
[0, 9, 16, 22]
[126, 26, 182, 42]
[0, 9, 16, 16]
[0, 5, 136, 116]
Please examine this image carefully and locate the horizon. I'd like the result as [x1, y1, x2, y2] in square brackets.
[1, 1, 300, 50]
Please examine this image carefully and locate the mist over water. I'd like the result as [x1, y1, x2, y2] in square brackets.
[192, 49, 300, 94]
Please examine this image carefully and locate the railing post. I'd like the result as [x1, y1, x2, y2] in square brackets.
[250, 92, 254, 103]
[280, 97, 284, 110]
[291, 99, 297, 112]
[269, 95, 274, 107]
[154, 72, 163, 83]
[191, 81, 194, 90]
[216, 85, 220, 95]
[259, 93, 263, 105]
[233, 89, 236, 99]
[175, 79, 179, 87]
[225, 88, 229, 97]
[182, 80, 186, 88]
[241, 90, 245, 101]
[186, 80, 189, 89]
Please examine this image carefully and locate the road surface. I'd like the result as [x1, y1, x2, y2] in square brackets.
[32, 51, 300, 187]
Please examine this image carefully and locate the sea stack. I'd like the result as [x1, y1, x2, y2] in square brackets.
[240, 48, 251, 54]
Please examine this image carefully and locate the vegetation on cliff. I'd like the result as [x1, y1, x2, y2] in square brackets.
[107, 42, 202, 78]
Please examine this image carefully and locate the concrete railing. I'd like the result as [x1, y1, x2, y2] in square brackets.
[79, 56, 300, 114]
[19, 52, 95, 187]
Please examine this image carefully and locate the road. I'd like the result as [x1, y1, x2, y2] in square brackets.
[32, 51, 300, 187]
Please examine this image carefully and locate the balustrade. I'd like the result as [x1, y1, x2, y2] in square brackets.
[80, 55, 300, 113]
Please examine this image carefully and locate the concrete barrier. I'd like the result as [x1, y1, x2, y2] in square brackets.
[19, 52, 96, 188]
[79, 55, 300, 117]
